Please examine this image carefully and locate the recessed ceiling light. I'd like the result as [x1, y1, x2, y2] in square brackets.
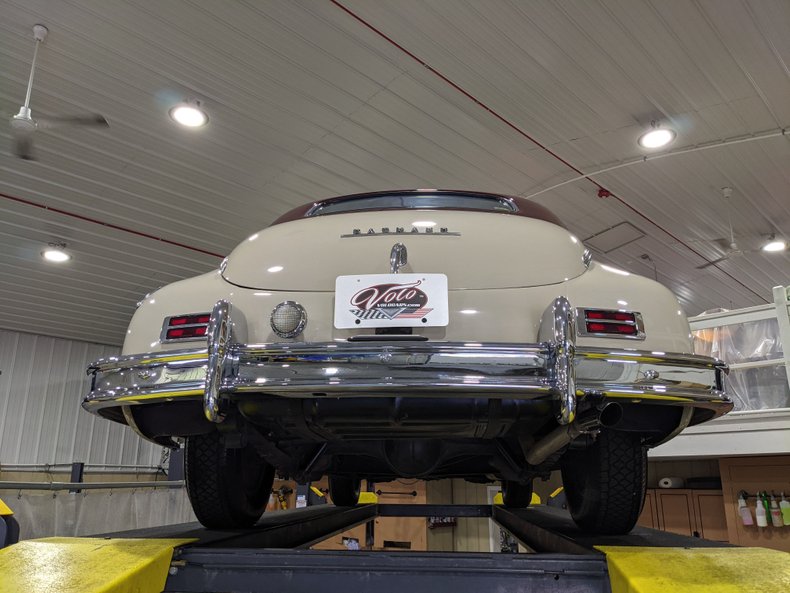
[42, 243, 71, 263]
[637, 122, 676, 149]
[762, 237, 787, 252]
[169, 101, 208, 127]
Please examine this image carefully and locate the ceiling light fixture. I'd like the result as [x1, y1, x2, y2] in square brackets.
[169, 100, 208, 127]
[637, 121, 676, 149]
[41, 242, 71, 263]
[762, 234, 787, 252]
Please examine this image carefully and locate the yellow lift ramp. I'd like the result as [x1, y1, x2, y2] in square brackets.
[1, 503, 788, 593]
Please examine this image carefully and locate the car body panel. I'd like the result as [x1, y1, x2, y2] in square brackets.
[123, 262, 693, 356]
[222, 210, 587, 291]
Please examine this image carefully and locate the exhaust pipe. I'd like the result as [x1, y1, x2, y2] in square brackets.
[525, 402, 622, 466]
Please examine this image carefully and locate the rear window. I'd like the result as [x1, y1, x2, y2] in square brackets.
[307, 193, 517, 217]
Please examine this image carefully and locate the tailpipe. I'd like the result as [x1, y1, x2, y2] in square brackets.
[525, 402, 622, 466]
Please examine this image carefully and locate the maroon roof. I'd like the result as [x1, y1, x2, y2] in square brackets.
[270, 189, 565, 228]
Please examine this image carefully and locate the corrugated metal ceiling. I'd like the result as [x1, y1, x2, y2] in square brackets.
[0, 0, 788, 345]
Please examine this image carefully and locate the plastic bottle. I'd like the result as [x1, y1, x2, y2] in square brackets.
[738, 495, 754, 526]
[780, 492, 790, 526]
[769, 495, 783, 527]
[755, 497, 768, 527]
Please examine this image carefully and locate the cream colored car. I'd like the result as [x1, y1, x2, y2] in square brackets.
[84, 190, 731, 534]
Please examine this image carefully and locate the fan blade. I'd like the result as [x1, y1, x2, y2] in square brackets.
[687, 237, 730, 249]
[36, 114, 109, 129]
[697, 255, 731, 269]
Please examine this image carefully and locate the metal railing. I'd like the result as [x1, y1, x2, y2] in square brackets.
[0, 480, 183, 491]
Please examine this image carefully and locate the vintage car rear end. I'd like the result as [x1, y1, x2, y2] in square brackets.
[84, 190, 731, 533]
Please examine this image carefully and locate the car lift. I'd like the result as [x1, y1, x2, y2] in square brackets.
[1, 502, 789, 593]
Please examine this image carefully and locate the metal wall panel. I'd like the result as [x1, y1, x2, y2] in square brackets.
[0, 329, 161, 467]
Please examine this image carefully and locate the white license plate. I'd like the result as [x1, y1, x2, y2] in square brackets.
[334, 273, 449, 329]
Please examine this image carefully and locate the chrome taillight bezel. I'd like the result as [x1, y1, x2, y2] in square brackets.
[576, 307, 646, 340]
[160, 312, 212, 343]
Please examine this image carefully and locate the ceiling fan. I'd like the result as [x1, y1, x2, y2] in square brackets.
[696, 187, 757, 269]
[8, 24, 109, 160]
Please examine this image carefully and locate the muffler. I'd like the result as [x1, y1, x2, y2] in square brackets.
[525, 402, 622, 466]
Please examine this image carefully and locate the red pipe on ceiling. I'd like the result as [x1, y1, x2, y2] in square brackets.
[329, 0, 767, 304]
[1, 4, 768, 304]
[1, 192, 224, 259]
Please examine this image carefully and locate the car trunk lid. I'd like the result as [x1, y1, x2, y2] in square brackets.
[221, 210, 587, 291]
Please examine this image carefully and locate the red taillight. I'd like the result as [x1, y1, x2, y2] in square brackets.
[585, 310, 635, 323]
[580, 308, 643, 339]
[166, 326, 207, 340]
[163, 312, 211, 341]
[586, 322, 637, 336]
[169, 314, 211, 326]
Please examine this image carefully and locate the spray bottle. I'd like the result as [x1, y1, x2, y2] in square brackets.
[738, 493, 754, 526]
[780, 492, 790, 526]
[755, 494, 768, 527]
[769, 494, 783, 527]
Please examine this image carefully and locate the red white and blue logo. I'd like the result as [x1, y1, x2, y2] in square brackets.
[349, 280, 433, 320]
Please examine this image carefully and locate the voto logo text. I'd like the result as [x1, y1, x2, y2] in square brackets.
[349, 280, 433, 321]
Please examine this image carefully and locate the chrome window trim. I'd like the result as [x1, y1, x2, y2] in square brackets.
[576, 308, 646, 341]
[306, 193, 518, 217]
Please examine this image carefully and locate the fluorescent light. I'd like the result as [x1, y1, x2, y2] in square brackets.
[762, 239, 787, 252]
[267, 265, 284, 273]
[459, 309, 478, 315]
[169, 102, 208, 127]
[638, 126, 675, 149]
[42, 245, 71, 263]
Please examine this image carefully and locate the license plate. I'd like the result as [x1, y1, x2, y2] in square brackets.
[334, 273, 449, 329]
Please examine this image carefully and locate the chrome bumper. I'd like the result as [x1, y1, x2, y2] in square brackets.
[85, 300, 731, 426]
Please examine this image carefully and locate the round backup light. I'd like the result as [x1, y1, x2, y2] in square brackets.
[270, 301, 307, 338]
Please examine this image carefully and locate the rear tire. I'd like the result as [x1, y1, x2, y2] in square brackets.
[502, 480, 533, 508]
[185, 431, 275, 529]
[329, 475, 361, 506]
[561, 429, 646, 535]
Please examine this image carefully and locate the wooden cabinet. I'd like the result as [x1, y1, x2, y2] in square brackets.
[719, 456, 790, 552]
[658, 490, 697, 536]
[637, 489, 659, 529]
[311, 479, 428, 551]
[637, 488, 728, 542]
[373, 480, 427, 551]
[693, 491, 729, 541]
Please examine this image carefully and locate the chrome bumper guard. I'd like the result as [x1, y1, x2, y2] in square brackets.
[85, 298, 731, 425]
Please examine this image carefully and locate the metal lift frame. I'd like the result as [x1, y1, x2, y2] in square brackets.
[107, 503, 730, 593]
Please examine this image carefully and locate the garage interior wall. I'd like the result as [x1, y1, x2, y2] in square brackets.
[0, 488, 196, 541]
[0, 329, 161, 468]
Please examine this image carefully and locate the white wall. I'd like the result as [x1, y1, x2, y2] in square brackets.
[1, 487, 196, 540]
[0, 329, 162, 467]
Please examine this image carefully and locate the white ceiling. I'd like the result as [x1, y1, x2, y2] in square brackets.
[1, 0, 788, 346]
